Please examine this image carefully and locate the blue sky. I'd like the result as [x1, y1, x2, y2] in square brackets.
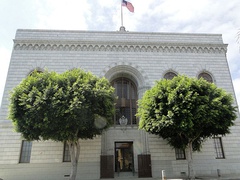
[0, 0, 239, 109]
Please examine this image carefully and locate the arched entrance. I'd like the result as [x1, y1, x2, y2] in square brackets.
[100, 63, 152, 179]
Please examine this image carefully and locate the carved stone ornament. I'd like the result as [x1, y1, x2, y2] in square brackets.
[119, 115, 128, 131]
[13, 40, 227, 54]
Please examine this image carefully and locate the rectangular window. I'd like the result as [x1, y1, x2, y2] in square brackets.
[175, 148, 186, 160]
[214, 137, 225, 159]
[63, 142, 71, 162]
[19, 140, 32, 163]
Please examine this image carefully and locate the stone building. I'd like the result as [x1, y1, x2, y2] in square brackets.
[0, 28, 240, 180]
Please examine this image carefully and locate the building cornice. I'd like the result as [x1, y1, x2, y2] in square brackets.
[13, 40, 227, 54]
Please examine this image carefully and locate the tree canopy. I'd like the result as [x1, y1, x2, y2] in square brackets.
[9, 69, 114, 141]
[9, 69, 115, 141]
[9, 68, 115, 180]
[138, 75, 236, 150]
[137, 75, 237, 179]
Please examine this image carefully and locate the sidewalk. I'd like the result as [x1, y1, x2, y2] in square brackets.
[195, 175, 240, 180]
[102, 177, 240, 180]
[101, 173, 240, 180]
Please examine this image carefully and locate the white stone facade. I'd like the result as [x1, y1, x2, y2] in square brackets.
[0, 29, 240, 180]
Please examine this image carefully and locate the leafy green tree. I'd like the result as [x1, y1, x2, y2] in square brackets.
[137, 75, 237, 179]
[9, 69, 115, 180]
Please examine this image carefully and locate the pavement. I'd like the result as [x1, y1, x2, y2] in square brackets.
[194, 175, 240, 180]
[106, 177, 240, 180]
[101, 173, 240, 180]
[101, 178, 240, 180]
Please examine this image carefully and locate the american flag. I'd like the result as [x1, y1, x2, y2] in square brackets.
[122, 0, 134, 13]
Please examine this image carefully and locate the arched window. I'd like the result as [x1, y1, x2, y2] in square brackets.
[164, 72, 177, 80]
[28, 69, 43, 76]
[198, 72, 213, 83]
[111, 77, 138, 125]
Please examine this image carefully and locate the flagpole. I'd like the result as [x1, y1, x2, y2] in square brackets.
[121, 0, 123, 27]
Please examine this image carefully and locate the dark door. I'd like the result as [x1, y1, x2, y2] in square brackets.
[138, 154, 152, 178]
[100, 155, 114, 178]
[115, 142, 134, 172]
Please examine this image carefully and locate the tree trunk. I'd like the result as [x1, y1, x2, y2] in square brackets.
[186, 141, 195, 180]
[68, 140, 80, 180]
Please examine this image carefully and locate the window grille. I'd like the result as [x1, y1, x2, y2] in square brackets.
[63, 142, 71, 162]
[19, 140, 32, 163]
[213, 137, 225, 159]
[164, 72, 177, 80]
[112, 78, 138, 125]
[175, 148, 186, 160]
[198, 72, 213, 83]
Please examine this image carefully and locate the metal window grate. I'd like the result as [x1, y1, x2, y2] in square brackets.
[19, 140, 32, 163]
[63, 142, 71, 162]
[198, 72, 213, 83]
[164, 72, 177, 80]
[214, 137, 225, 159]
[175, 148, 186, 160]
[112, 77, 138, 125]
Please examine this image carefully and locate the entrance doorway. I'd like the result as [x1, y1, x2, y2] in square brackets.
[115, 142, 134, 173]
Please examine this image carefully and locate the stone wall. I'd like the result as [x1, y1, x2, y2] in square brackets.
[0, 29, 239, 179]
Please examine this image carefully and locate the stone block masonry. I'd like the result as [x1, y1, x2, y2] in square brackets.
[0, 29, 239, 180]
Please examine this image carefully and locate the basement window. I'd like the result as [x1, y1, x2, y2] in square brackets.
[19, 140, 32, 163]
[175, 148, 186, 160]
[213, 137, 225, 159]
[63, 142, 71, 162]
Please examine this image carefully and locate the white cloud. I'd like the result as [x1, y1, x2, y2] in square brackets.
[233, 78, 240, 111]
[0, 0, 240, 110]
[0, 47, 11, 106]
[35, 0, 91, 30]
